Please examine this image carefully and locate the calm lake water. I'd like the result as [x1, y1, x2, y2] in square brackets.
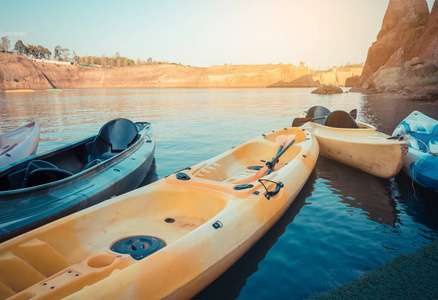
[1, 88, 437, 299]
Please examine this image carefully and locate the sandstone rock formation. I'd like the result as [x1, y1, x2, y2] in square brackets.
[363, 0, 429, 78]
[354, 0, 438, 96]
[406, 85, 438, 100]
[269, 68, 362, 88]
[0, 54, 53, 89]
[311, 85, 344, 95]
[0, 55, 312, 89]
[410, 1, 438, 59]
[0, 53, 363, 90]
[345, 75, 361, 87]
[268, 74, 320, 88]
[312, 68, 363, 87]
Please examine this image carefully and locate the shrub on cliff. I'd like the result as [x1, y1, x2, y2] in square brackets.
[416, 72, 438, 86]
[415, 12, 429, 27]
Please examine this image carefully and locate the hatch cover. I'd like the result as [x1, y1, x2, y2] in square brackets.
[111, 235, 166, 260]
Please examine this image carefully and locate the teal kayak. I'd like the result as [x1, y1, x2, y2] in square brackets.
[393, 111, 438, 192]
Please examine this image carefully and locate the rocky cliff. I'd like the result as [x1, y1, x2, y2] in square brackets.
[0, 55, 309, 89]
[0, 53, 361, 90]
[312, 68, 363, 87]
[355, 0, 438, 98]
[0, 54, 54, 89]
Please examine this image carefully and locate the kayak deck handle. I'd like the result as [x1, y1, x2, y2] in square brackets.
[258, 179, 284, 200]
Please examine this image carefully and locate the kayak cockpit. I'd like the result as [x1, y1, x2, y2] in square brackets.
[192, 128, 308, 184]
[0, 119, 144, 191]
[0, 185, 227, 299]
[395, 118, 438, 152]
[0, 140, 91, 191]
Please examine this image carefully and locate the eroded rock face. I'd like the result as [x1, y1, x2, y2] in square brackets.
[377, 0, 429, 39]
[356, 0, 438, 96]
[406, 86, 438, 100]
[313, 68, 363, 87]
[361, 0, 429, 81]
[0, 57, 313, 89]
[345, 75, 361, 87]
[268, 74, 320, 88]
[409, 0, 438, 60]
[0, 54, 53, 89]
[0, 53, 363, 89]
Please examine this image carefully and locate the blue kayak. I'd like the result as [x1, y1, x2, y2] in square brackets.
[393, 111, 438, 192]
[0, 118, 156, 242]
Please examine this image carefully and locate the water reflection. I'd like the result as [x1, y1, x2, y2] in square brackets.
[138, 160, 159, 187]
[393, 172, 438, 234]
[360, 94, 438, 135]
[315, 156, 399, 227]
[194, 169, 317, 300]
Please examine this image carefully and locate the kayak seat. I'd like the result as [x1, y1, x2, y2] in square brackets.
[87, 118, 139, 161]
[409, 133, 438, 152]
[25, 168, 73, 188]
[98, 118, 139, 152]
[82, 158, 102, 171]
[431, 124, 438, 135]
[324, 110, 358, 128]
[399, 121, 412, 132]
[24, 160, 73, 188]
[306, 106, 331, 125]
[5, 160, 55, 190]
[25, 160, 58, 178]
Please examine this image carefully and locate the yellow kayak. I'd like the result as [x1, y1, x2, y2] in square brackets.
[0, 127, 318, 300]
[4, 90, 35, 93]
[293, 107, 408, 178]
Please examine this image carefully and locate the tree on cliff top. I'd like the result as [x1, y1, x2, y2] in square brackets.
[14, 40, 25, 55]
[1, 37, 11, 53]
[54, 45, 62, 61]
[37, 45, 51, 59]
[25, 44, 35, 58]
[115, 51, 121, 67]
[62, 48, 70, 62]
[73, 50, 80, 64]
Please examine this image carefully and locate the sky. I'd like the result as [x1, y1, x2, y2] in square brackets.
[0, 0, 435, 69]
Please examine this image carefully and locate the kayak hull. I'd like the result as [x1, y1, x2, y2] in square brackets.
[393, 111, 438, 191]
[0, 121, 155, 242]
[0, 122, 40, 168]
[302, 121, 408, 178]
[403, 148, 438, 191]
[0, 127, 318, 299]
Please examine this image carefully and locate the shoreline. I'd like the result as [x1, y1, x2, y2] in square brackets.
[2, 86, 436, 102]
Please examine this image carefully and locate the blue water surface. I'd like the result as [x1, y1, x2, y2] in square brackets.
[1, 88, 437, 299]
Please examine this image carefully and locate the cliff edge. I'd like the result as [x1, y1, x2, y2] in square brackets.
[0, 54, 54, 89]
[0, 53, 361, 90]
[353, 0, 438, 99]
[0, 55, 311, 89]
